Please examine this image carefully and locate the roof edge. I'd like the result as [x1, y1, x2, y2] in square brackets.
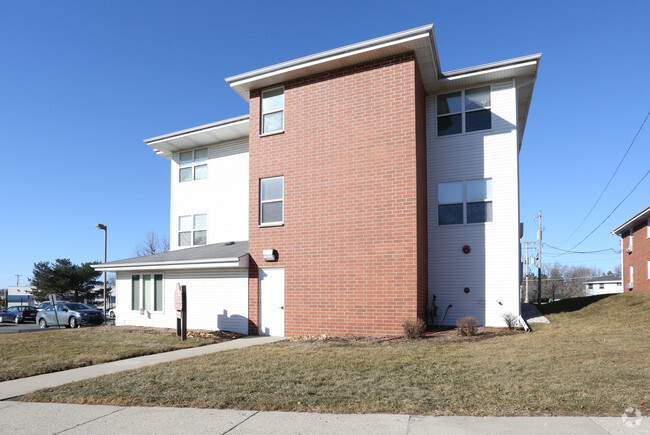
[144, 115, 250, 145]
[611, 205, 650, 235]
[441, 53, 542, 79]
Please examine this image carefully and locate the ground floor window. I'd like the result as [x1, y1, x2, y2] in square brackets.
[131, 274, 163, 312]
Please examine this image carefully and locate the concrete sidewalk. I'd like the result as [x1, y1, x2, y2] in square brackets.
[0, 401, 645, 434]
[0, 335, 285, 400]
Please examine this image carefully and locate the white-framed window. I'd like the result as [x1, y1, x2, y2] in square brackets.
[599, 283, 605, 290]
[647, 260, 649, 280]
[131, 274, 163, 312]
[438, 178, 492, 225]
[647, 218, 649, 238]
[437, 86, 491, 136]
[588, 283, 593, 289]
[629, 229, 634, 247]
[260, 176, 284, 225]
[261, 87, 284, 134]
[630, 265, 634, 284]
[179, 148, 208, 182]
[178, 213, 207, 246]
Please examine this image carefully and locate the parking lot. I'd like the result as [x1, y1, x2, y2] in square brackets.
[0, 317, 114, 334]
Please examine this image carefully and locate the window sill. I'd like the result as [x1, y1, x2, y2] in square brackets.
[259, 223, 284, 228]
[436, 127, 494, 139]
[260, 130, 284, 138]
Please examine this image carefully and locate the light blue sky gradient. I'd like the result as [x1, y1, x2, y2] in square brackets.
[1, 0, 648, 287]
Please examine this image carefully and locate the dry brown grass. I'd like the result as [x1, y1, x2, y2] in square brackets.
[23, 294, 650, 416]
[0, 326, 238, 381]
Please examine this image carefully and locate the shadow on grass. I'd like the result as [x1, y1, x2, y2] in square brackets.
[538, 294, 615, 315]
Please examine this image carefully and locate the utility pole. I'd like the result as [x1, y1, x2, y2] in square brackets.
[521, 241, 536, 303]
[15, 274, 21, 286]
[536, 210, 543, 306]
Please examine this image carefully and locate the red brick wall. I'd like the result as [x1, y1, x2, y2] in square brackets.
[248, 53, 427, 335]
[621, 221, 650, 292]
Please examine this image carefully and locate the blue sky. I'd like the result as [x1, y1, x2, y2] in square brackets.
[1, 0, 648, 288]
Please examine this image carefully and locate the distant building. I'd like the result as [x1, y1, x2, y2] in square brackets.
[584, 273, 622, 296]
[611, 205, 650, 293]
[5, 286, 36, 307]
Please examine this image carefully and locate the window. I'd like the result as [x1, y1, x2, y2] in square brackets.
[261, 87, 284, 134]
[630, 265, 634, 284]
[260, 176, 284, 225]
[630, 229, 634, 247]
[437, 86, 491, 136]
[131, 274, 164, 312]
[178, 214, 207, 246]
[599, 283, 605, 290]
[179, 148, 208, 182]
[588, 283, 593, 289]
[647, 219, 649, 238]
[438, 178, 492, 225]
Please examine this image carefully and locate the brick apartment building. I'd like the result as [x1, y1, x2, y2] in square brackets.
[612, 205, 650, 293]
[95, 25, 541, 336]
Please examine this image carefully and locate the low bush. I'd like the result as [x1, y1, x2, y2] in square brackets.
[503, 313, 518, 330]
[402, 319, 426, 339]
[457, 316, 478, 336]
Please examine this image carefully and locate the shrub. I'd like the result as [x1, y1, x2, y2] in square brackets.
[503, 313, 518, 330]
[402, 319, 426, 340]
[457, 316, 478, 336]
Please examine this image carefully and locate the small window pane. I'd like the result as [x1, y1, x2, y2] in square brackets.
[179, 167, 192, 182]
[179, 215, 192, 231]
[439, 181, 463, 204]
[437, 114, 462, 136]
[467, 179, 492, 202]
[263, 112, 283, 133]
[179, 151, 193, 166]
[439, 204, 463, 225]
[261, 177, 283, 201]
[179, 231, 191, 247]
[143, 274, 152, 311]
[193, 214, 207, 230]
[194, 148, 208, 163]
[465, 86, 491, 111]
[467, 201, 493, 223]
[193, 230, 207, 245]
[194, 164, 207, 180]
[466, 109, 491, 132]
[437, 92, 461, 114]
[262, 88, 284, 112]
[154, 274, 163, 311]
[131, 275, 140, 310]
[262, 201, 283, 224]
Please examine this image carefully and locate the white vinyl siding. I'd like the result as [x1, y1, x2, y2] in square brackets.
[427, 80, 519, 327]
[115, 269, 248, 334]
[170, 139, 249, 250]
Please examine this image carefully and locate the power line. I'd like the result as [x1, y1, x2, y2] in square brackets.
[559, 111, 650, 246]
[568, 168, 650, 250]
[543, 243, 620, 255]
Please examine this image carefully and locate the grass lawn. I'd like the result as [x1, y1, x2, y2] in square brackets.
[0, 327, 230, 382]
[23, 293, 649, 416]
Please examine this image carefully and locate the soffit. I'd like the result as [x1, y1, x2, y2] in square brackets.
[144, 116, 250, 159]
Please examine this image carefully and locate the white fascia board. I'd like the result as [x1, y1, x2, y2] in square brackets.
[225, 25, 437, 100]
[611, 205, 650, 235]
[439, 58, 540, 84]
[92, 256, 247, 272]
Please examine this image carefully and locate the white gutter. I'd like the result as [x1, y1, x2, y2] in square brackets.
[92, 255, 249, 272]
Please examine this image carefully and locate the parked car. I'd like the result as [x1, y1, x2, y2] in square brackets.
[36, 303, 105, 328]
[0, 305, 38, 323]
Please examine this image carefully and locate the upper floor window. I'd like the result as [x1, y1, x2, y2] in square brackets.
[438, 178, 492, 225]
[629, 229, 634, 247]
[260, 176, 284, 225]
[179, 213, 207, 246]
[179, 148, 208, 182]
[437, 86, 491, 136]
[261, 87, 284, 134]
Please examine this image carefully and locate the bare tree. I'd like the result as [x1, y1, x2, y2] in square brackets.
[135, 231, 169, 256]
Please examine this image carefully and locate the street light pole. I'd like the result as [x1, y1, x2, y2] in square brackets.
[95, 223, 107, 319]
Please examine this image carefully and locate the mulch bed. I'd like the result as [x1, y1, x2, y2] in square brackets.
[92, 325, 244, 342]
[290, 326, 523, 344]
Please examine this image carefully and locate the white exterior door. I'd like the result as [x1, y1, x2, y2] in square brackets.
[259, 268, 284, 336]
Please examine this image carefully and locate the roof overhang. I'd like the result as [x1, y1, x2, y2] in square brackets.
[225, 24, 441, 100]
[611, 205, 650, 235]
[92, 254, 248, 272]
[144, 115, 249, 159]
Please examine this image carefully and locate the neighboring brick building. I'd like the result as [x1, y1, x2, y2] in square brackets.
[612, 205, 650, 293]
[95, 25, 541, 336]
